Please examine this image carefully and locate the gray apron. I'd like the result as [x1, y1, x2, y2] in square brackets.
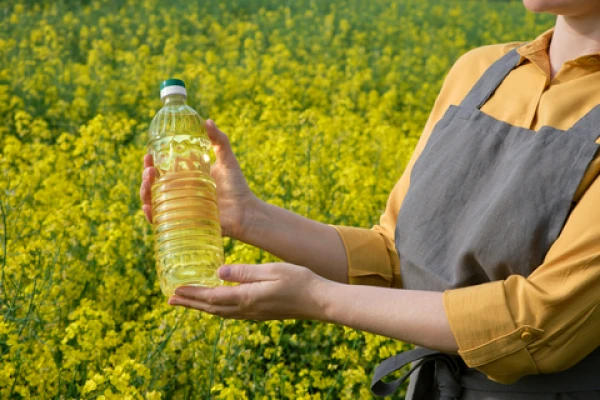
[370, 48, 600, 399]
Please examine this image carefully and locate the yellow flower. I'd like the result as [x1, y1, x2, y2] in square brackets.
[82, 379, 98, 394]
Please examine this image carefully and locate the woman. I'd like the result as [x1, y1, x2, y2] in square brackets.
[139, 0, 600, 398]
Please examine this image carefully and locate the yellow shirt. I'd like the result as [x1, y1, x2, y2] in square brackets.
[333, 28, 600, 384]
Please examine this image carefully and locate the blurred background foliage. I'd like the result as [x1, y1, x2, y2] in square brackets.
[0, 0, 552, 398]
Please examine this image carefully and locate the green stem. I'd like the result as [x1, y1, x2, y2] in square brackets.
[260, 322, 286, 397]
[206, 318, 224, 399]
[0, 196, 8, 305]
[146, 309, 187, 392]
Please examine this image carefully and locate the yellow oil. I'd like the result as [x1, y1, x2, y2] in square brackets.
[150, 133, 224, 296]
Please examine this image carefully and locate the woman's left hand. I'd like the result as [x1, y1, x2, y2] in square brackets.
[168, 263, 332, 321]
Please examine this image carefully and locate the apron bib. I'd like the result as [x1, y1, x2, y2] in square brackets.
[370, 48, 600, 399]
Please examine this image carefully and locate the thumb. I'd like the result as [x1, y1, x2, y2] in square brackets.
[218, 264, 275, 283]
[205, 119, 239, 168]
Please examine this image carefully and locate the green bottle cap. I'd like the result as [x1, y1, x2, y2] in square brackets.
[160, 78, 186, 90]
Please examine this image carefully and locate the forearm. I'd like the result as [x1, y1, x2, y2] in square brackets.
[239, 198, 349, 283]
[318, 281, 458, 353]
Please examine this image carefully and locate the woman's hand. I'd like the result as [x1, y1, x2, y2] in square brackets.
[140, 119, 257, 239]
[168, 263, 331, 321]
[168, 265, 459, 353]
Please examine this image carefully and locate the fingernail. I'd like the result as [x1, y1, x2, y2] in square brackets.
[219, 266, 231, 279]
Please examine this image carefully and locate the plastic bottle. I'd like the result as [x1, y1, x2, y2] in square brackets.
[147, 79, 224, 296]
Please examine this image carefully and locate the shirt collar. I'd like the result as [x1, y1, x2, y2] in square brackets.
[517, 28, 554, 58]
[516, 27, 600, 71]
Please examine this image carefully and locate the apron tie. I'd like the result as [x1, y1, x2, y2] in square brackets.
[371, 348, 462, 399]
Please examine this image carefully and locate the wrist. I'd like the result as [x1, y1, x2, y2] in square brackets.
[235, 195, 269, 243]
[309, 275, 340, 323]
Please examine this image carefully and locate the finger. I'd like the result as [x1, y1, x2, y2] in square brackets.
[174, 285, 241, 306]
[142, 204, 153, 224]
[144, 153, 154, 168]
[141, 166, 157, 183]
[218, 264, 278, 283]
[139, 179, 153, 205]
[168, 295, 240, 317]
[205, 120, 240, 168]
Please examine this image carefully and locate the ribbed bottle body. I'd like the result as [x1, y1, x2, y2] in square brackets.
[148, 97, 223, 296]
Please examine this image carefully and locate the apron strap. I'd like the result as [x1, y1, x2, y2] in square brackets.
[460, 47, 523, 110]
[569, 104, 600, 142]
[370, 348, 462, 399]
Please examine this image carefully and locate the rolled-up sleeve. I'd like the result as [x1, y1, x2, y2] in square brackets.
[443, 172, 600, 384]
[332, 224, 401, 288]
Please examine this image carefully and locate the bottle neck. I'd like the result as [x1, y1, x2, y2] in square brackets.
[163, 94, 186, 105]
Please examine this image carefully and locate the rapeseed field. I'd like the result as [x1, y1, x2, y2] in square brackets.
[0, 0, 552, 398]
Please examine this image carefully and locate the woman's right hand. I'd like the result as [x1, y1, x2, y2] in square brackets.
[140, 119, 257, 240]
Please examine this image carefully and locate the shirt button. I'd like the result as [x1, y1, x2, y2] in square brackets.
[521, 331, 534, 341]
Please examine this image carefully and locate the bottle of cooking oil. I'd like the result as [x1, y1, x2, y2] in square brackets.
[148, 78, 224, 296]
